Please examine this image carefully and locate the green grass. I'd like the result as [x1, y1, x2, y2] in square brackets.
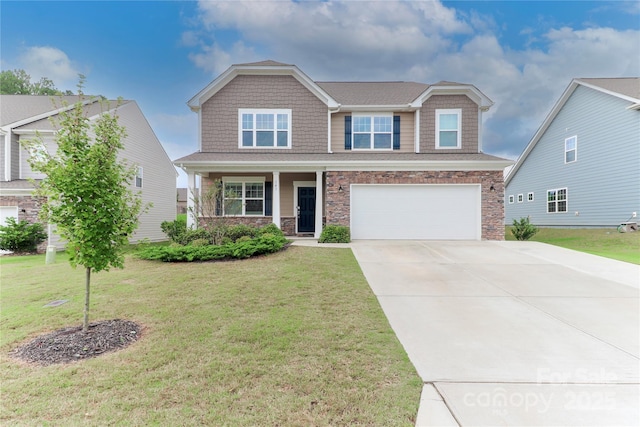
[0, 247, 421, 426]
[505, 226, 640, 265]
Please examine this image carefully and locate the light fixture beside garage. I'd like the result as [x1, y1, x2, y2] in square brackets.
[338, 185, 344, 193]
[489, 184, 496, 192]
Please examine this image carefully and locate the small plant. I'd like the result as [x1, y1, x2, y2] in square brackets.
[226, 224, 257, 242]
[160, 217, 187, 243]
[0, 217, 47, 253]
[189, 238, 210, 247]
[176, 228, 212, 246]
[510, 217, 539, 241]
[319, 225, 351, 243]
[258, 223, 285, 237]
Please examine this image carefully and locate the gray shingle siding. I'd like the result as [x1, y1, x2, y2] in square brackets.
[420, 95, 479, 153]
[506, 85, 640, 227]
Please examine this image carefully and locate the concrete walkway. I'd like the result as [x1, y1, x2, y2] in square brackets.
[349, 240, 640, 426]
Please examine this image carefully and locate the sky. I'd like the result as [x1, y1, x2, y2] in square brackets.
[1, 0, 639, 187]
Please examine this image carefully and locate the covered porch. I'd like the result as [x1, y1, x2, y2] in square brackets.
[185, 169, 325, 238]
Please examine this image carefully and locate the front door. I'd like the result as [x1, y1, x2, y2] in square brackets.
[297, 187, 316, 233]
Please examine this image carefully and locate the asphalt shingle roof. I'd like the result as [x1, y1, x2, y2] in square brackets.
[317, 81, 429, 106]
[577, 78, 640, 100]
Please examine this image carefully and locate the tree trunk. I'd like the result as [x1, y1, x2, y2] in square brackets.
[83, 267, 91, 332]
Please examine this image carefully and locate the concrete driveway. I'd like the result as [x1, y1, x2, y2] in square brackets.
[350, 240, 640, 426]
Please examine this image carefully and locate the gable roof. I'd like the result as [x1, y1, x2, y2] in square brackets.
[188, 60, 340, 111]
[188, 60, 494, 112]
[505, 77, 640, 185]
[1, 95, 85, 127]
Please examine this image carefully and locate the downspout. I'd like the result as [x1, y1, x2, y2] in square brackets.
[414, 110, 420, 153]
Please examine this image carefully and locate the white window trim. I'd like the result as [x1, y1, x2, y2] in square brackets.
[238, 109, 292, 149]
[517, 193, 524, 203]
[565, 135, 577, 164]
[135, 166, 143, 188]
[508, 195, 514, 204]
[547, 187, 568, 213]
[222, 176, 266, 216]
[528, 192, 534, 202]
[351, 113, 394, 151]
[435, 108, 461, 149]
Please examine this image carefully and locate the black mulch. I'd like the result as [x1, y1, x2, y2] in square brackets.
[9, 319, 141, 366]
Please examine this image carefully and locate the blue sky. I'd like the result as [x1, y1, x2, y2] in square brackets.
[2, 1, 638, 186]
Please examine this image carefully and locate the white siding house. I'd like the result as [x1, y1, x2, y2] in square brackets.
[505, 78, 640, 228]
[0, 95, 177, 249]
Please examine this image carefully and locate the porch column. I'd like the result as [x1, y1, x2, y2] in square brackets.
[272, 171, 281, 229]
[315, 171, 323, 239]
[186, 170, 197, 229]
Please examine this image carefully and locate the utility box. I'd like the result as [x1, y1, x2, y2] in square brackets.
[618, 222, 638, 233]
[45, 245, 57, 264]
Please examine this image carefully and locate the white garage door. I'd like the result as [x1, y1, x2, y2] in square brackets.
[350, 184, 481, 240]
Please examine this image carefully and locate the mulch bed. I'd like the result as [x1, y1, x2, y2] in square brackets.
[10, 319, 141, 366]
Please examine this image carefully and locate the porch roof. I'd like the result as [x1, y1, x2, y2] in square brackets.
[174, 151, 513, 172]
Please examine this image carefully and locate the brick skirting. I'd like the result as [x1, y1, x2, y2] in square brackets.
[324, 170, 505, 240]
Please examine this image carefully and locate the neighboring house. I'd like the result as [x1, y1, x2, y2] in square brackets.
[177, 187, 188, 214]
[0, 95, 177, 248]
[175, 60, 512, 240]
[505, 78, 640, 227]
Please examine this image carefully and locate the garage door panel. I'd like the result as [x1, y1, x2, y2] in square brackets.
[351, 185, 480, 240]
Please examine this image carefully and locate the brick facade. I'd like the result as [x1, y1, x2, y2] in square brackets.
[0, 195, 49, 252]
[325, 170, 505, 240]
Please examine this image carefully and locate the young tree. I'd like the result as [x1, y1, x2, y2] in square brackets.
[189, 179, 229, 245]
[24, 86, 145, 332]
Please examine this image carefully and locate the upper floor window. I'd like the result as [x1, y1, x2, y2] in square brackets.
[436, 109, 461, 149]
[528, 192, 534, 202]
[565, 136, 577, 163]
[353, 115, 392, 150]
[517, 194, 524, 203]
[547, 188, 567, 213]
[239, 109, 291, 149]
[508, 195, 514, 204]
[135, 166, 143, 188]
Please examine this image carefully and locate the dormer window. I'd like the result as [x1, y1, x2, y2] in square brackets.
[436, 109, 461, 149]
[239, 109, 291, 148]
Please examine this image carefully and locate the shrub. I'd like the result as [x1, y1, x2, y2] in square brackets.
[0, 217, 47, 253]
[319, 225, 351, 243]
[510, 217, 539, 241]
[137, 233, 288, 262]
[226, 224, 257, 242]
[258, 223, 285, 237]
[176, 228, 212, 246]
[190, 238, 210, 247]
[160, 217, 187, 243]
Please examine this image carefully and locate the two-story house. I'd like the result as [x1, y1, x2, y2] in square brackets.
[0, 95, 177, 248]
[175, 60, 512, 240]
[505, 78, 640, 228]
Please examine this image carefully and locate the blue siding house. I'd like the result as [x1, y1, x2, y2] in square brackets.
[505, 78, 640, 227]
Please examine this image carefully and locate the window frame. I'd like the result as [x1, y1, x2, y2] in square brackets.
[528, 192, 534, 202]
[351, 113, 394, 151]
[517, 194, 524, 203]
[135, 166, 143, 188]
[547, 187, 568, 213]
[565, 135, 577, 164]
[238, 109, 292, 149]
[435, 109, 462, 149]
[508, 195, 514, 204]
[222, 176, 266, 216]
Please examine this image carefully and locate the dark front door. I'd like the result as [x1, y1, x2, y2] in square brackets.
[297, 187, 316, 233]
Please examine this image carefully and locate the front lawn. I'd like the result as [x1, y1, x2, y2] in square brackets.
[505, 226, 640, 265]
[0, 247, 421, 425]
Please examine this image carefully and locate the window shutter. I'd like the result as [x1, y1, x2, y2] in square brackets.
[345, 115, 352, 150]
[215, 182, 223, 216]
[393, 115, 401, 150]
[265, 182, 273, 216]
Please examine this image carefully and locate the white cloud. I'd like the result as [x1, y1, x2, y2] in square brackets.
[19, 46, 80, 89]
[186, 0, 640, 158]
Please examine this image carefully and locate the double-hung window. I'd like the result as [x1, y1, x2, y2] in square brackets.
[223, 178, 265, 216]
[436, 109, 461, 149]
[352, 115, 393, 150]
[547, 188, 567, 213]
[239, 109, 291, 148]
[565, 136, 577, 163]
